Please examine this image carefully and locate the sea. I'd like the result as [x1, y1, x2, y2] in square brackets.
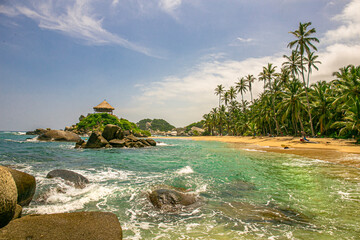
[1, 131, 360, 239]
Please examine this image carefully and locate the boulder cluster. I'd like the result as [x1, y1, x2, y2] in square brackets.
[76, 124, 157, 149]
[0, 166, 123, 239]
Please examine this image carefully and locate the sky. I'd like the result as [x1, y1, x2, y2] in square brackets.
[1, 0, 360, 130]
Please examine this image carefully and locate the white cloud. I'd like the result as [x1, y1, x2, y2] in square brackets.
[237, 37, 253, 43]
[0, 0, 155, 56]
[158, 0, 182, 16]
[323, 0, 360, 44]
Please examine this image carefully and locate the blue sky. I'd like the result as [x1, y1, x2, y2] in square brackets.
[1, 0, 360, 130]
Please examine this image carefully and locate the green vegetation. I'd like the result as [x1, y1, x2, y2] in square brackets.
[203, 22, 360, 143]
[76, 113, 150, 136]
[137, 119, 175, 132]
[184, 121, 205, 133]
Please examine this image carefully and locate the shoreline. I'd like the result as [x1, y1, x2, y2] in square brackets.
[154, 136, 360, 168]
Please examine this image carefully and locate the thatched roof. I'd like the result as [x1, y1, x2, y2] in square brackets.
[93, 100, 115, 110]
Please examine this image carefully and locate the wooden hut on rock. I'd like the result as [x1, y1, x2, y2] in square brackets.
[93, 100, 115, 115]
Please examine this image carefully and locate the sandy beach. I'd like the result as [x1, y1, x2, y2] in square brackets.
[155, 136, 360, 168]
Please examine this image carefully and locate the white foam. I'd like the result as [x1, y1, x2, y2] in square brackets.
[243, 148, 266, 152]
[176, 166, 194, 175]
[26, 136, 39, 142]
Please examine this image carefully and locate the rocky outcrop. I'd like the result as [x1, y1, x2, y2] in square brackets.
[0, 166, 18, 228]
[148, 188, 197, 212]
[38, 130, 81, 142]
[5, 167, 36, 206]
[79, 124, 157, 149]
[46, 169, 89, 189]
[0, 212, 123, 240]
[26, 128, 48, 135]
[84, 132, 110, 148]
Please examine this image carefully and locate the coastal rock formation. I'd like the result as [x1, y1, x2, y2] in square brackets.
[38, 130, 81, 142]
[79, 124, 157, 149]
[46, 169, 89, 189]
[12, 204, 22, 220]
[26, 128, 48, 135]
[148, 188, 197, 212]
[0, 166, 18, 228]
[84, 132, 110, 148]
[5, 167, 36, 206]
[0, 212, 123, 240]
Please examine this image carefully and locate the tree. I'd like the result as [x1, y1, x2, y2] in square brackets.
[288, 22, 320, 136]
[214, 84, 225, 108]
[304, 52, 321, 87]
[235, 77, 248, 104]
[245, 74, 256, 102]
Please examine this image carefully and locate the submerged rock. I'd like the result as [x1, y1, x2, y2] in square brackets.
[5, 167, 36, 206]
[148, 188, 197, 212]
[38, 130, 81, 142]
[46, 169, 89, 189]
[217, 201, 309, 225]
[0, 166, 18, 228]
[146, 139, 157, 146]
[0, 212, 123, 240]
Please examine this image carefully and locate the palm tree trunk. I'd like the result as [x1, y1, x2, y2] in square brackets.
[300, 55, 315, 136]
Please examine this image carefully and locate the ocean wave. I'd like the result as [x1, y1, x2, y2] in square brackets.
[175, 166, 194, 175]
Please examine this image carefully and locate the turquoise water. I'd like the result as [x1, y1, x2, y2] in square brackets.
[1, 131, 360, 239]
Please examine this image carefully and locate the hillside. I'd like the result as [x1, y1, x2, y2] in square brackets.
[137, 119, 175, 132]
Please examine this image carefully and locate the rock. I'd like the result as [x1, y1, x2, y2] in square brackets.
[140, 139, 151, 147]
[125, 134, 139, 142]
[12, 204, 22, 220]
[134, 142, 145, 148]
[26, 128, 48, 135]
[75, 139, 86, 149]
[115, 129, 124, 140]
[216, 202, 309, 225]
[146, 139, 157, 146]
[5, 167, 36, 206]
[109, 139, 126, 148]
[46, 169, 89, 189]
[102, 124, 121, 141]
[123, 130, 131, 137]
[38, 130, 81, 142]
[148, 188, 197, 212]
[0, 166, 18, 228]
[0, 212, 123, 240]
[85, 132, 109, 148]
[124, 140, 135, 148]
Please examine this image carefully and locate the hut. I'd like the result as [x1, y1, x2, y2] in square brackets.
[93, 100, 115, 115]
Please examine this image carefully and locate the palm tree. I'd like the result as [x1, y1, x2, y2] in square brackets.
[222, 91, 230, 106]
[282, 50, 301, 80]
[228, 86, 237, 105]
[310, 81, 333, 135]
[214, 84, 225, 108]
[263, 63, 280, 135]
[304, 52, 321, 87]
[288, 22, 320, 136]
[245, 74, 256, 102]
[235, 77, 248, 104]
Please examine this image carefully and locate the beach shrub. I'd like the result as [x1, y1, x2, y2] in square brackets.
[137, 119, 175, 132]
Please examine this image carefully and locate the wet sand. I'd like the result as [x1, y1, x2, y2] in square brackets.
[154, 136, 360, 168]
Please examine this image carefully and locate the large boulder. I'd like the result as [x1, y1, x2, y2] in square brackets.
[0, 166, 18, 228]
[125, 135, 139, 142]
[38, 130, 81, 142]
[85, 132, 109, 148]
[46, 169, 89, 189]
[148, 188, 197, 212]
[102, 124, 121, 141]
[0, 212, 123, 240]
[109, 139, 126, 148]
[5, 167, 36, 206]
